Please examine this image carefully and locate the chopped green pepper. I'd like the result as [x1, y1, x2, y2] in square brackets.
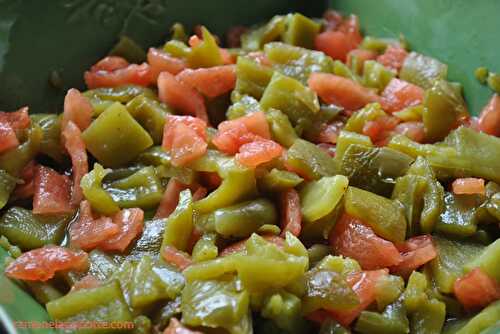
[375, 275, 405, 311]
[282, 13, 321, 49]
[241, 15, 286, 51]
[344, 102, 386, 133]
[81, 163, 120, 215]
[455, 301, 500, 334]
[109, 35, 147, 63]
[261, 290, 309, 333]
[226, 93, 261, 119]
[464, 239, 500, 281]
[192, 233, 218, 262]
[487, 72, 500, 93]
[187, 26, 223, 68]
[403, 271, 428, 313]
[362, 60, 395, 92]
[265, 108, 299, 147]
[170, 23, 188, 42]
[126, 94, 172, 144]
[31, 114, 65, 162]
[161, 189, 193, 252]
[400, 52, 448, 89]
[410, 298, 445, 334]
[286, 139, 338, 180]
[258, 168, 303, 193]
[335, 130, 373, 161]
[0, 124, 42, 176]
[355, 299, 409, 334]
[84, 85, 157, 115]
[436, 192, 482, 237]
[392, 175, 427, 236]
[0, 170, 18, 209]
[163, 40, 191, 58]
[234, 56, 274, 99]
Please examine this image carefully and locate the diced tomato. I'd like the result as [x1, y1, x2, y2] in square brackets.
[163, 115, 207, 150]
[164, 318, 203, 334]
[377, 45, 408, 72]
[235, 111, 271, 139]
[318, 121, 344, 144]
[381, 78, 424, 113]
[0, 121, 19, 153]
[188, 35, 202, 47]
[0, 107, 30, 131]
[157, 71, 208, 122]
[13, 161, 37, 199]
[84, 63, 153, 89]
[155, 178, 189, 219]
[452, 178, 485, 195]
[362, 115, 400, 143]
[90, 56, 129, 72]
[394, 121, 426, 143]
[176, 65, 236, 98]
[329, 269, 388, 326]
[168, 123, 208, 167]
[235, 139, 283, 168]
[347, 49, 377, 68]
[315, 31, 356, 62]
[308, 73, 379, 111]
[454, 268, 500, 310]
[61, 121, 88, 206]
[390, 235, 437, 277]
[477, 94, 500, 137]
[61, 88, 93, 132]
[280, 189, 302, 237]
[323, 10, 343, 31]
[71, 274, 101, 292]
[69, 200, 119, 251]
[162, 245, 193, 270]
[188, 34, 233, 65]
[5, 245, 88, 282]
[147, 47, 187, 79]
[220, 235, 285, 257]
[192, 186, 207, 201]
[99, 208, 144, 252]
[330, 214, 402, 270]
[32, 166, 73, 215]
[317, 143, 336, 157]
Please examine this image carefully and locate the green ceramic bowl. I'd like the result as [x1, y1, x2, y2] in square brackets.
[1, 1, 499, 333]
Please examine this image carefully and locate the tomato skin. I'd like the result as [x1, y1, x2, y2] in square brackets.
[164, 318, 203, 334]
[162, 115, 207, 151]
[362, 115, 400, 143]
[170, 123, 208, 167]
[0, 121, 19, 153]
[220, 235, 285, 257]
[376, 45, 408, 72]
[162, 245, 193, 270]
[280, 189, 302, 237]
[235, 139, 283, 168]
[91, 56, 129, 72]
[99, 208, 144, 252]
[315, 31, 356, 62]
[454, 268, 500, 310]
[147, 47, 187, 79]
[61, 121, 88, 206]
[61, 88, 93, 132]
[12, 161, 37, 199]
[157, 71, 208, 122]
[154, 178, 190, 219]
[394, 121, 426, 143]
[176, 65, 236, 98]
[32, 166, 73, 215]
[0, 107, 31, 131]
[330, 214, 402, 270]
[84, 62, 153, 89]
[452, 178, 485, 195]
[381, 78, 424, 113]
[391, 235, 437, 277]
[477, 94, 500, 136]
[5, 245, 89, 282]
[308, 73, 379, 111]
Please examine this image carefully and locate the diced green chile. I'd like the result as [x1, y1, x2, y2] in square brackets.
[435, 192, 482, 237]
[31, 114, 65, 162]
[84, 85, 157, 115]
[344, 103, 386, 133]
[126, 95, 172, 144]
[161, 189, 193, 252]
[81, 163, 120, 215]
[0, 170, 18, 209]
[187, 27, 222, 68]
[400, 52, 448, 89]
[265, 108, 299, 148]
[362, 60, 395, 92]
[464, 239, 500, 281]
[0, 124, 42, 176]
[234, 56, 274, 99]
[409, 298, 446, 334]
[392, 175, 427, 236]
[108, 35, 147, 63]
[241, 15, 286, 51]
[261, 290, 310, 333]
[192, 233, 218, 262]
[258, 168, 303, 193]
[355, 300, 409, 334]
[374, 275, 405, 311]
[27, 281, 64, 305]
[226, 93, 261, 119]
[455, 301, 500, 334]
[282, 13, 321, 49]
[286, 139, 338, 180]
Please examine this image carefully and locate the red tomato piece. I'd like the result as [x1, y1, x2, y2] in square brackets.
[280, 189, 302, 237]
[381, 78, 424, 113]
[330, 214, 402, 270]
[391, 235, 437, 277]
[84, 63, 153, 89]
[147, 47, 187, 79]
[0, 107, 30, 131]
[192, 186, 207, 201]
[99, 208, 144, 252]
[162, 115, 207, 151]
[452, 178, 486, 195]
[32, 166, 73, 215]
[5, 245, 88, 282]
[12, 161, 37, 200]
[157, 71, 208, 122]
[164, 318, 203, 334]
[162, 246, 193, 270]
[154, 178, 189, 219]
[236, 111, 271, 139]
[347, 49, 377, 68]
[90, 56, 129, 72]
[477, 94, 500, 137]
[308, 73, 379, 111]
[0, 121, 19, 153]
[394, 121, 426, 143]
[61, 121, 88, 206]
[168, 123, 208, 167]
[220, 235, 285, 257]
[362, 115, 400, 143]
[377, 45, 408, 72]
[318, 121, 344, 144]
[235, 139, 283, 168]
[69, 200, 119, 251]
[315, 31, 356, 62]
[176, 65, 236, 98]
[71, 274, 101, 292]
[61, 88, 93, 132]
[454, 268, 500, 310]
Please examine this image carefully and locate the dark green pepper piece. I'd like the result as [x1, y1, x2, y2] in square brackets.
[161, 189, 193, 252]
[81, 163, 120, 215]
[241, 15, 286, 51]
[258, 168, 303, 193]
[234, 56, 274, 99]
[282, 13, 321, 49]
[0, 169, 18, 209]
[464, 239, 500, 281]
[0, 124, 42, 176]
[30, 114, 65, 162]
[307, 244, 332, 266]
[355, 300, 409, 334]
[109, 35, 147, 63]
[400, 52, 448, 89]
[128, 218, 165, 259]
[286, 139, 338, 180]
[265, 108, 299, 147]
[126, 94, 172, 144]
[187, 27, 222, 68]
[435, 192, 482, 237]
[410, 298, 446, 334]
[86, 249, 119, 281]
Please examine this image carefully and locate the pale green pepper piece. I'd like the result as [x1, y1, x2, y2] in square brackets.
[27, 281, 64, 305]
[315, 255, 361, 277]
[464, 239, 500, 281]
[126, 94, 172, 144]
[344, 186, 406, 242]
[265, 108, 299, 147]
[234, 56, 274, 99]
[170, 22, 188, 42]
[282, 13, 321, 49]
[435, 192, 482, 237]
[362, 60, 395, 92]
[161, 189, 193, 252]
[258, 168, 303, 193]
[410, 298, 446, 334]
[0, 170, 17, 209]
[226, 93, 261, 119]
[375, 275, 405, 311]
[82, 102, 153, 167]
[192, 233, 218, 262]
[187, 26, 222, 68]
[355, 300, 409, 334]
[300, 175, 348, 223]
[455, 301, 500, 334]
[360, 36, 400, 53]
[261, 290, 309, 333]
[0, 124, 42, 176]
[333, 60, 358, 81]
[127, 219, 165, 260]
[241, 15, 286, 51]
[86, 250, 118, 281]
[307, 244, 332, 266]
[30, 114, 65, 162]
[286, 139, 338, 180]
[400, 52, 448, 89]
[403, 271, 428, 313]
[393, 105, 424, 122]
[81, 163, 120, 215]
[344, 102, 386, 133]
[163, 40, 191, 58]
[84, 85, 157, 115]
[487, 72, 500, 93]
[335, 130, 373, 161]
[132, 315, 152, 334]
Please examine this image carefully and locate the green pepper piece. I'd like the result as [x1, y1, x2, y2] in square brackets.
[487, 72, 500, 93]
[319, 318, 350, 334]
[192, 233, 218, 262]
[260, 72, 319, 130]
[46, 281, 133, 331]
[163, 40, 191, 58]
[258, 168, 303, 193]
[170, 22, 188, 42]
[282, 13, 321, 49]
[265, 108, 299, 147]
[132, 315, 152, 334]
[86, 249, 119, 281]
[435, 192, 482, 237]
[126, 94, 172, 144]
[27, 281, 63, 305]
[226, 93, 261, 119]
[403, 271, 428, 313]
[393, 105, 424, 122]
[234, 56, 274, 99]
[0, 124, 42, 176]
[300, 175, 348, 223]
[362, 60, 396, 92]
[307, 244, 331, 266]
[392, 175, 427, 236]
[410, 298, 445, 334]
[464, 239, 500, 281]
[84, 85, 157, 115]
[360, 36, 400, 53]
[82, 102, 153, 167]
[355, 300, 409, 334]
[105, 166, 163, 209]
[187, 26, 222, 68]
[340, 144, 414, 197]
[161, 189, 193, 252]
[264, 42, 334, 84]
[261, 290, 310, 333]
[181, 278, 250, 332]
[213, 199, 277, 238]
[241, 15, 286, 51]
[374, 275, 405, 311]
[423, 80, 467, 142]
[81, 163, 120, 215]
[151, 296, 181, 329]
[31, 114, 65, 162]
[286, 139, 338, 180]
[430, 235, 484, 293]
[126, 219, 165, 260]
[0, 207, 70, 250]
[333, 60, 358, 81]
[344, 186, 406, 243]
[455, 301, 500, 334]
[109, 35, 147, 63]
[344, 102, 387, 133]
[400, 52, 448, 89]
[315, 255, 361, 277]
[335, 130, 373, 161]
[0, 170, 17, 209]
[474, 66, 489, 85]
[0, 235, 22, 258]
